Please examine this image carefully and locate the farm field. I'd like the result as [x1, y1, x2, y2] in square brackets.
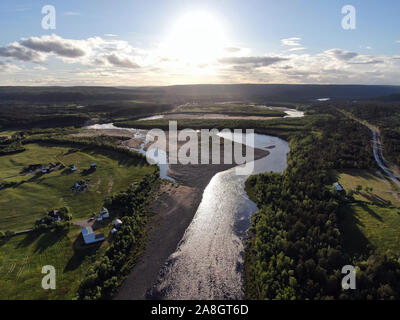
[0, 226, 108, 299]
[334, 169, 400, 255]
[339, 203, 400, 255]
[334, 169, 400, 207]
[0, 142, 155, 231]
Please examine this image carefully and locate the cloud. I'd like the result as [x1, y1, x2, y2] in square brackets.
[0, 34, 145, 70]
[396, 40, 400, 44]
[224, 47, 241, 53]
[0, 42, 43, 62]
[64, 11, 81, 16]
[349, 59, 383, 65]
[219, 56, 289, 67]
[324, 48, 358, 61]
[104, 53, 140, 68]
[20, 34, 86, 58]
[281, 37, 302, 46]
[0, 61, 21, 72]
[104, 34, 119, 37]
[288, 47, 306, 52]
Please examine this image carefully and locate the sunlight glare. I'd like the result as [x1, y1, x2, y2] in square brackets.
[161, 11, 227, 65]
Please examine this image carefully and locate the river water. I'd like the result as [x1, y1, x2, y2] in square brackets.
[88, 123, 290, 300]
[150, 133, 290, 300]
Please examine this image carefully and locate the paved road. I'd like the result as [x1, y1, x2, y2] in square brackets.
[371, 129, 400, 187]
[338, 108, 400, 187]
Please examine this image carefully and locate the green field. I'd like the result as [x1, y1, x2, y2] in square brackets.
[0, 143, 155, 231]
[0, 226, 108, 299]
[335, 169, 400, 255]
[173, 103, 286, 117]
[0, 141, 156, 299]
[335, 169, 400, 207]
[339, 203, 400, 255]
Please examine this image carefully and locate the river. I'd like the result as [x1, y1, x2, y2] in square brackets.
[88, 123, 290, 300]
[149, 133, 290, 300]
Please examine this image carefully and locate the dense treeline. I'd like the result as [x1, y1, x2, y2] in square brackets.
[117, 116, 309, 140]
[0, 140, 25, 155]
[0, 103, 90, 129]
[338, 101, 400, 166]
[0, 99, 173, 130]
[76, 171, 159, 300]
[245, 105, 400, 299]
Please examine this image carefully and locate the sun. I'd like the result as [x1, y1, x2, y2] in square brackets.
[160, 11, 227, 65]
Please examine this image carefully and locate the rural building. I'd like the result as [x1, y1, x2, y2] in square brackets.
[114, 219, 123, 228]
[100, 207, 109, 218]
[111, 228, 118, 235]
[333, 182, 344, 192]
[28, 164, 42, 172]
[97, 207, 110, 221]
[90, 163, 97, 169]
[70, 165, 78, 172]
[81, 227, 105, 244]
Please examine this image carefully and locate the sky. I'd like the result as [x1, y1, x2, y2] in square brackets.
[0, 0, 400, 86]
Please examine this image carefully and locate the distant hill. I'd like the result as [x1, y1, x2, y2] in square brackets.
[372, 93, 400, 102]
[155, 84, 400, 102]
[0, 84, 399, 104]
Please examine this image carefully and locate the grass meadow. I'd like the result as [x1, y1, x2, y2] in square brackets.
[0, 141, 156, 299]
[0, 143, 155, 231]
[0, 226, 108, 299]
[334, 169, 400, 255]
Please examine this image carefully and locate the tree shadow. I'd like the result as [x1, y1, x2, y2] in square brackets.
[63, 234, 102, 272]
[81, 168, 95, 176]
[337, 204, 372, 256]
[61, 168, 73, 175]
[16, 230, 42, 248]
[359, 192, 391, 208]
[359, 202, 384, 221]
[34, 229, 69, 254]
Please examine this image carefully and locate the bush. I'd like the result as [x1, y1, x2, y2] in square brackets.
[5, 230, 15, 238]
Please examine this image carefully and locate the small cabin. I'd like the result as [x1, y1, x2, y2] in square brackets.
[114, 219, 123, 228]
[81, 227, 105, 244]
[100, 207, 109, 219]
[90, 163, 97, 169]
[333, 182, 344, 192]
[70, 166, 78, 172]
[111, 228, 118, 235]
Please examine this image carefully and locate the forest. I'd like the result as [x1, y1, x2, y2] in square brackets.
[245, 104, 400, 299]
[338, 101, 400, 166]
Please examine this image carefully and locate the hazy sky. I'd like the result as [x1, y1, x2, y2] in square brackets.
[1, 0, 400, 86]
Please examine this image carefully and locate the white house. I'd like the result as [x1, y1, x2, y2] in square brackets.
[81, 227, 105, 244]
[100, 207, 109, 219]
[114, 219, 123, 228]
[333, 182, 344, 192]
